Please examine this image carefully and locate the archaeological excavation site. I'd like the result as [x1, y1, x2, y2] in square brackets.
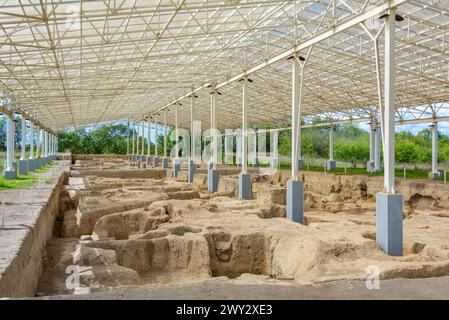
[1, 0, 449, 302]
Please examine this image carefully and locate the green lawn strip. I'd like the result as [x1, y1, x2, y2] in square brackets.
[0, 175, 38, 190]
[34, 162, 55, 174]
[277, 162, 443, 181]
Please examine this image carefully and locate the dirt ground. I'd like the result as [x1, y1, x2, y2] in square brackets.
[35, 158, 449, 298]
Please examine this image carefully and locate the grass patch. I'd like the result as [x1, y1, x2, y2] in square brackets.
[0, 175, 39, 190]
[34, 162, 55, 174]
[276, 162, 445, 180]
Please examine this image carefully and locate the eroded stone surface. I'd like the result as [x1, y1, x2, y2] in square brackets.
[36, 158, 449, 296]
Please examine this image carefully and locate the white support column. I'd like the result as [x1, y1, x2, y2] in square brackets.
[383, 10, 396, 194]
[155, 116, 159, 158]
[29, 122, 34, 160]
[136, 121, 140, 156]
[147, 120, 151, 158]
[238, 76, 251, 199]
[175, 104, 179, 160]
[36, 127, 41, 158]
[211, 92, 218, 169]
[242, 78, 248, 175]
[287, 54, 304, 224]
[126, 119, 130, 155]
[326, 125, 336, 170]
[190, 96, 195, 160]
[163, 110, 167, 157]
[291, 56, 300, 181]
[20, 117, 26, 160]
[5, 113, 15, 176]
[131, 121, 135, 156]
[429, 122, 440, 179]
[367, 118, 375, 172]
[329, 126, 334, 161]
[43, 130, 48, 157]
[374, 124, 381, 171]
[141, 120, 145, 156]
[376, 8, 403, 257]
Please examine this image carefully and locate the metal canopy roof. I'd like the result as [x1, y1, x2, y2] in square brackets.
[0, 0, 448, 132]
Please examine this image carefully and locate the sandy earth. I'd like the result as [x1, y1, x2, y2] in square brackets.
[35, 158, 449, 298]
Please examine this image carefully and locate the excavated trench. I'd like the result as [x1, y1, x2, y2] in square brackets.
[35, 159, 449, 296]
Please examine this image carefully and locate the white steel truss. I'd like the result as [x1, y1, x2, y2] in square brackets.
[0, 1, 448, 132]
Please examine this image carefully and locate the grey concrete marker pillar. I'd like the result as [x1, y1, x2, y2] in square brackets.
[376, 193, 403, 256]
[428, 122, 440, 179]
[287, 180, 304, 223]
[162, 157, 169, 169]
[173, 160, 181, 178]
[188, 159, 196, 183]
[19, 117, 28, 175]
[376, 9, 403, 256]
[207, 160, 219, 193]
[4, 112, 16, 179]
[326, 125, 336, 170]
[238, 76, 251, 200]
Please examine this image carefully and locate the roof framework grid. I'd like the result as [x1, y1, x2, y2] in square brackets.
[0, 1, 448, 132]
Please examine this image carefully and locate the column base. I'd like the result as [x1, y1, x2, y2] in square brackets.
[376, 193, 403, 256]
[271, 157, 279, 168]
[208, 169, 220, 193]
[141, 156, 147, 163]
[298, 159, 304, 170]
[173, 161, 181, 178]
[162, 158, 169, 169]
[238, 173, 252, 200]
[428, 172, 441, 180]
[19, 160, 28, 176]
[28, 159, 36, 171]
[188, 160, 196, 183]
[286, 180, 304, 224]
[3, 170, 16, 180]
[326, 160, 336, 171]
[154, 157, 160, 167]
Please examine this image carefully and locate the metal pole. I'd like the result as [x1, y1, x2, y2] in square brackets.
[329, 125, 334, 161]
[155, 115, 159, 158]
[384, 9, 396, 194]
[5, 114, 14, 171]
[36, 127, 40, 158]
[374, 123, 381, 171]
[147, 120, 151, 157]
[242, 77, 248, 174]
[141, 120, 145, 156]
[175, 104, 179, 159]
[132, 121, 135, 156]
[431, 122, 438, 175]
[29, 122, 34, 160]
[191, 95, 195, 160]
[211, 91, 217, 169]
[20, 117, 26, 160]
[126, 119, 129, 155]
[164, 110, 167, 157]
[136, 121, 140, 156]
[291, 55, 300, 180]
